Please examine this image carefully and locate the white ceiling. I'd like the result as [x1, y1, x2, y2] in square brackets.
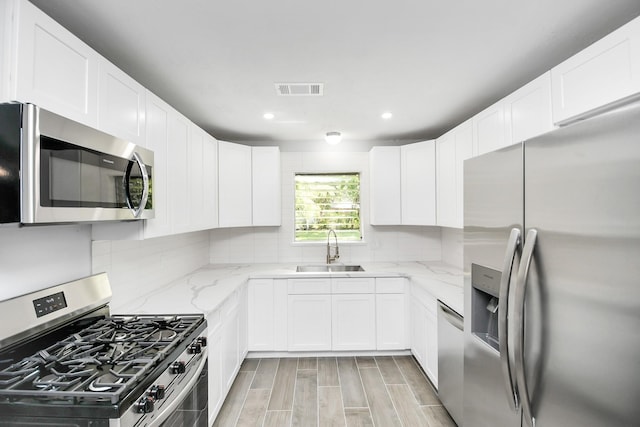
[29, 0, 640, 147]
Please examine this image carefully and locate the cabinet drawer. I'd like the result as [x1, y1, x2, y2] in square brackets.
[376, 277, 406, 293]
[331, 277, 375, 294]
[288, 278, 331, 294]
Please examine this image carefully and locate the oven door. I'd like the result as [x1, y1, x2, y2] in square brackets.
[157, 360, 209, 427]
[20, 103, 154, 224]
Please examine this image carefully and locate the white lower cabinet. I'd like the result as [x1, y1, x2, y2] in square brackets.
[220, 286, 247, 393]
[221, 304, 239, 391]
[287, 294, 332, 351]
[410, 284, 439, 387]
[332, 294, 376, 351]
[282, 277, 408, 353]
[248, 279, 288, 352]
[376, 293, 407, 350]
[207, 323, 223, 425]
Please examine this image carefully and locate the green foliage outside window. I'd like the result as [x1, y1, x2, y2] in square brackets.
[295, 173, 362, 241]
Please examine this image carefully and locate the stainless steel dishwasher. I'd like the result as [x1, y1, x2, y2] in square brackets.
[438, 301, 464, 426]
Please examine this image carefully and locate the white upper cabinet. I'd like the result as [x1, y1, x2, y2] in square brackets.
[203, 133, 219, 230]
[369, 142, 436, 226]
[369, 146, 402, 225]
[167, 112, 190, 234]
[188, 125, 206, 230]
[218, 142, 281, 228]
[10, 0, 99, 126]
[401, 140, 437, 225]
[218, 141, 252, 228]
[474, 72, 553, 156]
[252, 146, 281, 226]
[187, 125, 220, 231]
[143, 92, 172, 238]
[552, 16, 640, 124]
[0, 2, 11, 102]
[98, 59, 146, 146]
[506, 72, 554, 142]
[473, 100, 508, 156]
[436, 119, 473, 228]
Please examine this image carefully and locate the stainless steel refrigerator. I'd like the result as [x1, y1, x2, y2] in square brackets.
[463, 101, 640, 427]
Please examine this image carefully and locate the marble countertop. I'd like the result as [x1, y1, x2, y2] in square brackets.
[112, 261, 464, 318]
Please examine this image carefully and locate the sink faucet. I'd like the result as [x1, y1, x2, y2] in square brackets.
[326, 229, 340, 264]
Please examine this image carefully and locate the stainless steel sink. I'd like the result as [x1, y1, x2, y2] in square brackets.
[296, 264, 365, 272]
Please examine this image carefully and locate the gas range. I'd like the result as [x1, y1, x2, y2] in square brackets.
[0, 274, 208, 427]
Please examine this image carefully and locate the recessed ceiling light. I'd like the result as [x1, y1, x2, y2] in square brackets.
[325, 132, 342, 145]
[263, 112, 275, 120]
[381, 112, 393, 120]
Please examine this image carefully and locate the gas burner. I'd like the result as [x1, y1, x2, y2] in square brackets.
[88, 372, 124, 392]
[34, 373, 59, 390]
[151, 329, 178, 342]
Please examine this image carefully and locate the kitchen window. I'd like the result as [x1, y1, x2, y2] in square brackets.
[294, 173, 362, 242]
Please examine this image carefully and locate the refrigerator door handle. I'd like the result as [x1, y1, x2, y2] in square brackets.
[514, 229, 538, 427]
[498, 227, 521, 411]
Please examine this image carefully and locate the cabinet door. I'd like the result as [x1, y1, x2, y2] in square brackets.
[13, 0, 99, 126]
[248, 280, 274, 351]
[207, 327, 223, 426]
[238, 284, 248, 361]
[424, 305, 439, 388]
[218, 141, 252, 227]
[369, 146, 402, 225]
[188, 125, 205, 231]
[552, 17, 640, 124]
[474, 102, 508, 156]
[506, 72, 553, 144]
[168, 113, 190, 234]
[332, 294, 376, 351]
[410, 299, 428, 368]
[401, 140, 436, 225]
[143, 92, 171, 238]
[454, 120, 474, 228]
[436, 133, 456, 227]
[98, 59, 146, 145]
[222, 305, 239, 391]
[376, 294, 407, 350]
[287, 295, 331, 351]
[203, 134, 219, 229]
[252, 146, 281, 226]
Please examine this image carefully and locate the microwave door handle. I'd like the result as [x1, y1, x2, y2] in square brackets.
[499, 227, 521, 411]
[125, 152, 150, 218]
[514, 229, 538, 427]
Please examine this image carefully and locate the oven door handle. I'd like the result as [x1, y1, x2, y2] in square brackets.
[148, 350, 208, 427]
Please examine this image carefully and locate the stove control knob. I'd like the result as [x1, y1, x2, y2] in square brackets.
[188, 342, 202, 354]
[196, 337, 208, 347]
[149, 384, 166, 400]
[136, 396, 155, 413]
[170, 361, 186, 374]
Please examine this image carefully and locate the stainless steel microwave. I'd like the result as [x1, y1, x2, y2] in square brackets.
[0, 103, 154, 224]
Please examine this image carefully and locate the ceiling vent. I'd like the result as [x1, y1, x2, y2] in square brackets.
[275, 83, 324, 96]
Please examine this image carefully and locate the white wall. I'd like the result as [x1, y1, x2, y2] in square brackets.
[92, 230, 210, 311]
[0, 224, 92, 301]
[209, 151, 443, 264]
[441, 227, 463, 269]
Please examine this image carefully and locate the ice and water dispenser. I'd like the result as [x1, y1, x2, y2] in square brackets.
[471, 263, 503, 351]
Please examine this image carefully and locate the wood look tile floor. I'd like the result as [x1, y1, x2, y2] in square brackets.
[212, 356, 457, 427]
